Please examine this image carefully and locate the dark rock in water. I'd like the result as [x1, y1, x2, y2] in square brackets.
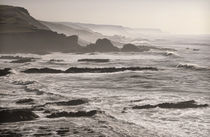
[0, 68, 11, 76]
[85, 38, 119, 52]
[16, 98, 34, 104]
[47, 110, 98, 118]
[10, 58, 35, 63]
[157, 100, 208, 109]
[22, 67, 158, 74]
[56, 128, 69, 136]
[0, 107, 6, 110]
[24, 86, 44, 95]
[31, 105, 46, 111]
[193, 49, 200, 51]
[0, 56, 37, 63]
[132, 104, 156, 109]
[0, 108, 38, 123]
[49, 59, 64, 62]
[78, 59, 110, 63]
[65, 67, 158, 73]
[130, 99, 143, 103]
[0, 129, 22, 137]
[54, 99, 88, 106]
[0, 55, 24, 60]
[13, 80, 36, 85]
[33, 133, 52, 136]
[121, 44, 141, 52]
[132, 100, 208, 109]
[22, 68, 64, 73]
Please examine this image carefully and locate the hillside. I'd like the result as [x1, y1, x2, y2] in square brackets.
[0, 5, 148, 54]
[0, 5, 49, 33]
[59, 22, 162, 38]
[0, 5, 82, 54]
[41, 21, 104, 44]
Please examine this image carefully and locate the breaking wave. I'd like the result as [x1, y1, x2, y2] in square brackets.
[163, 51, 180, 57]
[176, 63, 210, 71]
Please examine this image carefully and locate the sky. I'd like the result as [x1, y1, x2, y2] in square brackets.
[0, 0, 209, 34]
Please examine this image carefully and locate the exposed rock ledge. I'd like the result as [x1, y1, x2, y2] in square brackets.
[0, 108, 38, 123]
[132, 100, 208, 109]
[22, 67, 158, 73]
[46, 110, 98, 118]
[0, 68, 11, 76]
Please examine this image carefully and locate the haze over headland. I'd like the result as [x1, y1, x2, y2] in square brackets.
[0, 0, 209, 35]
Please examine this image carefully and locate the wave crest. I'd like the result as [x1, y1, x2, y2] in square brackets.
[176, 63, 210, 71]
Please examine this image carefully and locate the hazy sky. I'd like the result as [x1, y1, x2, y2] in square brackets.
[0, 0, 209, 34]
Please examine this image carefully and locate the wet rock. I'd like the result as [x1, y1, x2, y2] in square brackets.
[33, 133, 52, 136]
[78, 59, 110, 63]
[46, 110, 98, 118]
[56, 128, 69, 136]
[23, 67, 158, 73]
[24, 86, 44, 95]
[16, 98, 34, 104]
[193, 49, 199, 51]
[10, 58, 35, 63]
[65, 67, 158, 73]
[31, 105, 45, 111]
[130, 99, 143, 103]
[0, 68, 11, 76]
[49, 59, 64, 62]
[0, 55, 24, 60]
[0, 107, 6, 110]
[132, 100, 208, 109]
[13, 80, 36, 85]
[132, 104, 156, 109]
[43, 110, 51, 113]
[0, 129, 22, 137]
[54, 99, 88, 106]
[157, 100, 208, 109]
[73, 130, 79, 134]
[22, 68, 64, 73]
[0, 108, 38, 123]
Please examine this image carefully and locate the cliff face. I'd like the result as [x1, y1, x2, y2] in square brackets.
[0, 5, 82, 54]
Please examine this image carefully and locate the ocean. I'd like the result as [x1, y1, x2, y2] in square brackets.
[0, 41, 210, 136]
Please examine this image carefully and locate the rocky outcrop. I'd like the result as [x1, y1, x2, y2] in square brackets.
[84, 38, 119, 52]
[0, 68, 11, 76]
[16, 98, 34, 104]
[0, 129, 22, 137]
[78, 59, 110, 63]
[65, 67, 158, 73]
[56, 127, 70, 136]
[51, 99, 88, 106]
[0, 55, 26, 59]
[22, 68, 63, 73]
[0, 108, 38, 123]
[132, 100, 208, 109]
[10, 58, 35, 63]
[22, 67, 158, 73]
[46, 110, 98, 118]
